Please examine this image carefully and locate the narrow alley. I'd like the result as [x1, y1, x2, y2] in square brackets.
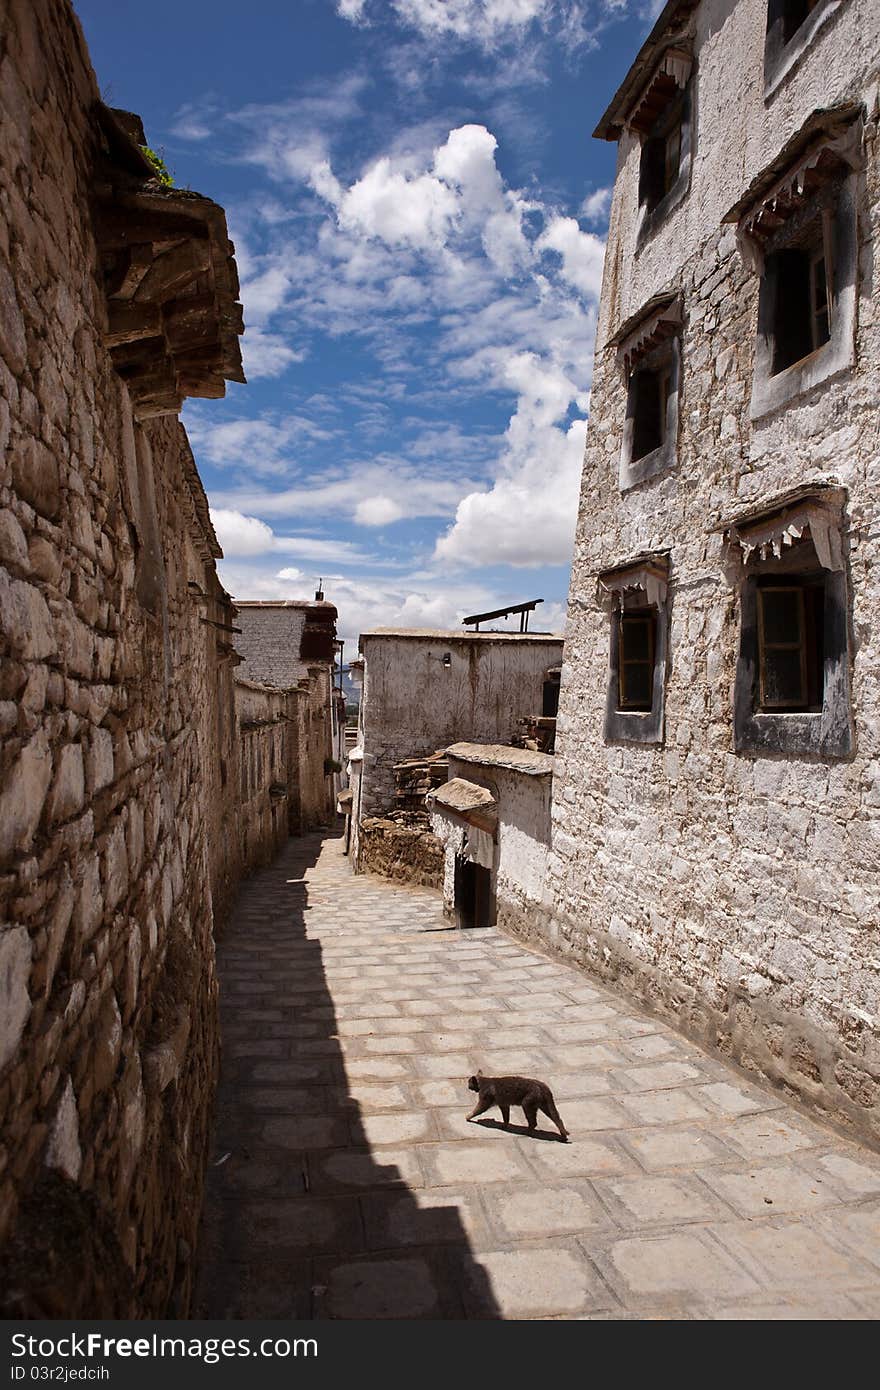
[196, 834, 880, 1320]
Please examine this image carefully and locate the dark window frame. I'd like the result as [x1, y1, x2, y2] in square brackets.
[620, 334, 681, 491]
[604, 584, 668, 746]
[734, 541, 851, 758]
[750, 169, 857, 419]
[764, 0, 845, 99]
[635, 77, 695, 247]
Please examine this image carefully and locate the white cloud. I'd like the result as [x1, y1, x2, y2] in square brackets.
[391, 0, 550, 42]
[241, 327, 306, 379]
[354, 496, 406, 526]
[210, 508, 374, 564]
[433, 354, 588, 568]
[536, 215, 605, 298]
[336, 157, 460, 250]
[187, 98, 610, 594]
[580, 184, 613, 225]
[336, 0, 368, 20]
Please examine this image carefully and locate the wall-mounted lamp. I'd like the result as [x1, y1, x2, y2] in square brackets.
[442, 652, 452, 668]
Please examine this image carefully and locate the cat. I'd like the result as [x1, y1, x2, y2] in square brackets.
[466, 1071, 569, 1140]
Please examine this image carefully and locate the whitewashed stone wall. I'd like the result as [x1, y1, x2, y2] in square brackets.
[540, 0, 880, 1143]
[431, 749, 553, 931]
[358, 630, 563, 819]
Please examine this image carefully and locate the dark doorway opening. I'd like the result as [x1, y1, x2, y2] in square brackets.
[454, 856, 494, 929]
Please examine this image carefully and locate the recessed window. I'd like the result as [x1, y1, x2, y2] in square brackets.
[764, 0, 844, 96]
[727, 492, 852, 757]
[756, 579, 825, 710]
[630, 361, 673, 461]
[601, 557, 669, 745]
[768, 226, 831, 375]
[618, 609, 656, 711]
[776, 0, 823, 43]
[616, 295, 681, 492]
[639, 92, 685, 216]
[729, 109, 861, 420]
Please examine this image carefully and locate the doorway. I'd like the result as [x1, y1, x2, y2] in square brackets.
[454, 855, 494, 929]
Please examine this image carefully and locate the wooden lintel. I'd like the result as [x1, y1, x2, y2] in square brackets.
[104, 243, 153, 300]
[105, 301, 162, 346]
[93, 202, 208, 249]
[133, 240, 212, 304]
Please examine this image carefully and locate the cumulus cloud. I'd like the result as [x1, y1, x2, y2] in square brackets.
[210, 508, 373, 563]
[535, 215, 605, 298]
[187, 89, 610, 598]
[580, 184, 613, 225]
[433, 353, 588, 567]
[354, 496, 406, 526]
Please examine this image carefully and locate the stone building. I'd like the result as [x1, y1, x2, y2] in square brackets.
[349, 627, 563, 879]
[428, 742, 553, 931]
[532, 0, 880, 1143]
[0, 0, 256, 1315]
[233, 599, 339, 835]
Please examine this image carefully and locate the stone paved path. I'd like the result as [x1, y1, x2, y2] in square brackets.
[195, 832, 880, 1319]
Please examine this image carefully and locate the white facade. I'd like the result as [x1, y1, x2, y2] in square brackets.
[429, 743, 553, 931]
[357, 628, 563, 821]
[535, 0, 880, 1144]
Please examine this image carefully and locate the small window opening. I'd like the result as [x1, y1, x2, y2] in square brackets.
[773, 0, 822, 44]
[630, 364, 671, 460]
[639, 93, 684, 214]
[769, 227, 831, 374]
[542, 670, 561, 717]
[756, 577, 825, 711]
[617, 608, 656, 711]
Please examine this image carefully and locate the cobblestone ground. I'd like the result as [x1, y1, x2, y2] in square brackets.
[195, 832, 880, 1320]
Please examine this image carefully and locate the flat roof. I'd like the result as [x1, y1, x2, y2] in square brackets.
[446, 742, 554, 777]
[360, 628, 563, 642]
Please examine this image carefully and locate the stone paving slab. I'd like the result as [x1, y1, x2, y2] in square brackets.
[195, 832, 880, 1320]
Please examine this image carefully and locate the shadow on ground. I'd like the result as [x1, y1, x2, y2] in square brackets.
[194, 831, 500, 1318]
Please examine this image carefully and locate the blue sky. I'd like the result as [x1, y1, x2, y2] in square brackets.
[77, 0, 657, 645]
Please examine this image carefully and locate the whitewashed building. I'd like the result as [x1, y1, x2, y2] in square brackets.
[528, 0, 880, 1144]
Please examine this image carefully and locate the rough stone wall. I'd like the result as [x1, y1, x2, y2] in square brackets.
[358, 813, 444, 889]
[544, 0, 880, 1143]
[234, 682, 290, 877]
[358, 632, 564, 818]
[294, 665, 334, 833]
[0, 0, 240, 1314]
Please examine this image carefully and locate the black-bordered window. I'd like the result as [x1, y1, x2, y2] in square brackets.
[613, 294, 682, 492]
[618, 609, 656, 711]
[639, 89, 686, 216]
[600, 557, 669, 745]
[724, 490, 852, 758]
[764, 0, 845, 98]
[627, 46, 694, 244]
[724, 109, 861, 421]
[756, 578, 825, 710]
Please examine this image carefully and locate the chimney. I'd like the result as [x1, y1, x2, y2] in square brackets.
[315, 576, 324, 601]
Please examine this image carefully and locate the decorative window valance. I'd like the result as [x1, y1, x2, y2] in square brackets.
[723, 105, 862, 266]
[598, 555, 669, 609]
[721, 486, 846, 572]
[611, 292, 682, 373]
[627, 44, 693, 135]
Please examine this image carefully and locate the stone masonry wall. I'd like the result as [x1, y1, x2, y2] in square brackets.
[235, 681, 290, 877]
[543, 0, 880, 1144]
[359, 813, 444, 889]
[358, 632, 564, 819]
[0, 0, 240, 1314]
